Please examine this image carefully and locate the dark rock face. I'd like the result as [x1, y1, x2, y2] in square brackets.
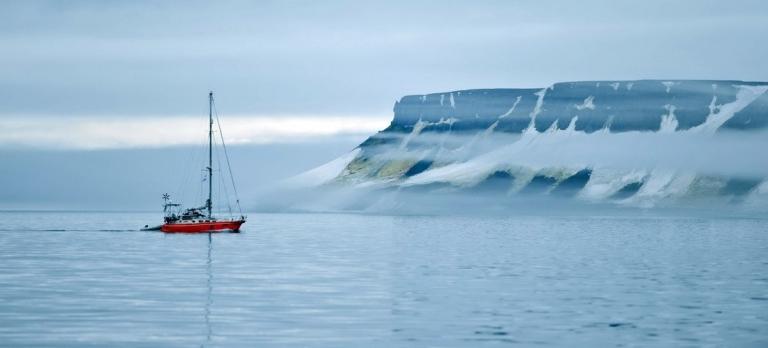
[535, 81, 738, 132]
[610, 182, 644, 200]
[724, 92, 768, 130]
[391, 89, 540, 133]
[403, 160, 433, 177]
[472, 171, 515, 194]
[383, 80, 767, 137]
[551, 169, 592, 197]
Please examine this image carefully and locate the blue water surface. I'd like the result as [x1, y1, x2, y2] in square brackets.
[0, 211, 766, 347]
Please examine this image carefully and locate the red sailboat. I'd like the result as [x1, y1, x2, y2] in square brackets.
[157, 92, 246, 233]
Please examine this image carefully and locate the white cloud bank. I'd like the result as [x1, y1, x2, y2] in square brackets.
[0, 115, 390, 150]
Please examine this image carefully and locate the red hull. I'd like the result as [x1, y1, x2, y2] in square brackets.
[161, 219, 245, 233]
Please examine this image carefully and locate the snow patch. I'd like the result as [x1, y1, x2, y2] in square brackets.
[580, 169, 647, 200]
[529, 87, 549, 126]
[625, 170, 696, 207]
[575, 96, 595, 111]
[708, 96, 720, 115]
[484, 121, 499, 135]
[449, 93, 456, 108]
[565, 117, 578, 132]
[629, 169, 675, 204]
[436, 117, 458, 126]
[498, 96, 522, 118]
[691, 85, 768, 133]
[661, 81, 676, 93]
[659, 105, 678, 133]
[610, 82, 620, 91]
[400, 119, 428, 149]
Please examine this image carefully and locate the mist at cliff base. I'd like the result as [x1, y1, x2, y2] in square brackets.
[250, 128, 768, 216]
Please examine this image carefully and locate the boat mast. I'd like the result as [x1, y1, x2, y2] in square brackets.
[207, 91, 213, 218]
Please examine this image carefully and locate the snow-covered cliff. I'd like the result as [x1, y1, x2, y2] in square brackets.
[288, 80, 768, 213]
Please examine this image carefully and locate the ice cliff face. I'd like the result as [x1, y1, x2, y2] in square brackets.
[291, 80, 768, 212]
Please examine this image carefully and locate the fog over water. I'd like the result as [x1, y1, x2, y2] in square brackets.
[0, 141, 361, 211]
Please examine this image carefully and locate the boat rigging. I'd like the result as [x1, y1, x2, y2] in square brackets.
[154, 92, 246, 233]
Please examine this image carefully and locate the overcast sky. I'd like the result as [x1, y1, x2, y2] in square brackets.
[2, 0, 768, 120]
[1, 0, 767, 209]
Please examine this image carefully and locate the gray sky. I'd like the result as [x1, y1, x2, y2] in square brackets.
[2, 0, 767, 118]
[1, 0, 767, 210]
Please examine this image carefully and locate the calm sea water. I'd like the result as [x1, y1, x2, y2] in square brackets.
[0, 211, 766, 347]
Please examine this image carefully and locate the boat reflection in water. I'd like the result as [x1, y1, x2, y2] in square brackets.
[204, 233, 213, 346]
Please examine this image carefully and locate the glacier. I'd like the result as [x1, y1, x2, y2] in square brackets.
[280, 80, 768, 214]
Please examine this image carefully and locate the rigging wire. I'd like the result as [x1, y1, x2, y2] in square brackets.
[199, 168, 206, 208]
[174, 116, 205, 207]
[166, 93, 243, 219]
[213, 132, 233, 217]
[212, 99, 244, 216]
[175, 109, 208, 209]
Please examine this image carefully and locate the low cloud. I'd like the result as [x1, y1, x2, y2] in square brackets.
[362, 129, 768, 181]
[0, 115, 390, 150]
